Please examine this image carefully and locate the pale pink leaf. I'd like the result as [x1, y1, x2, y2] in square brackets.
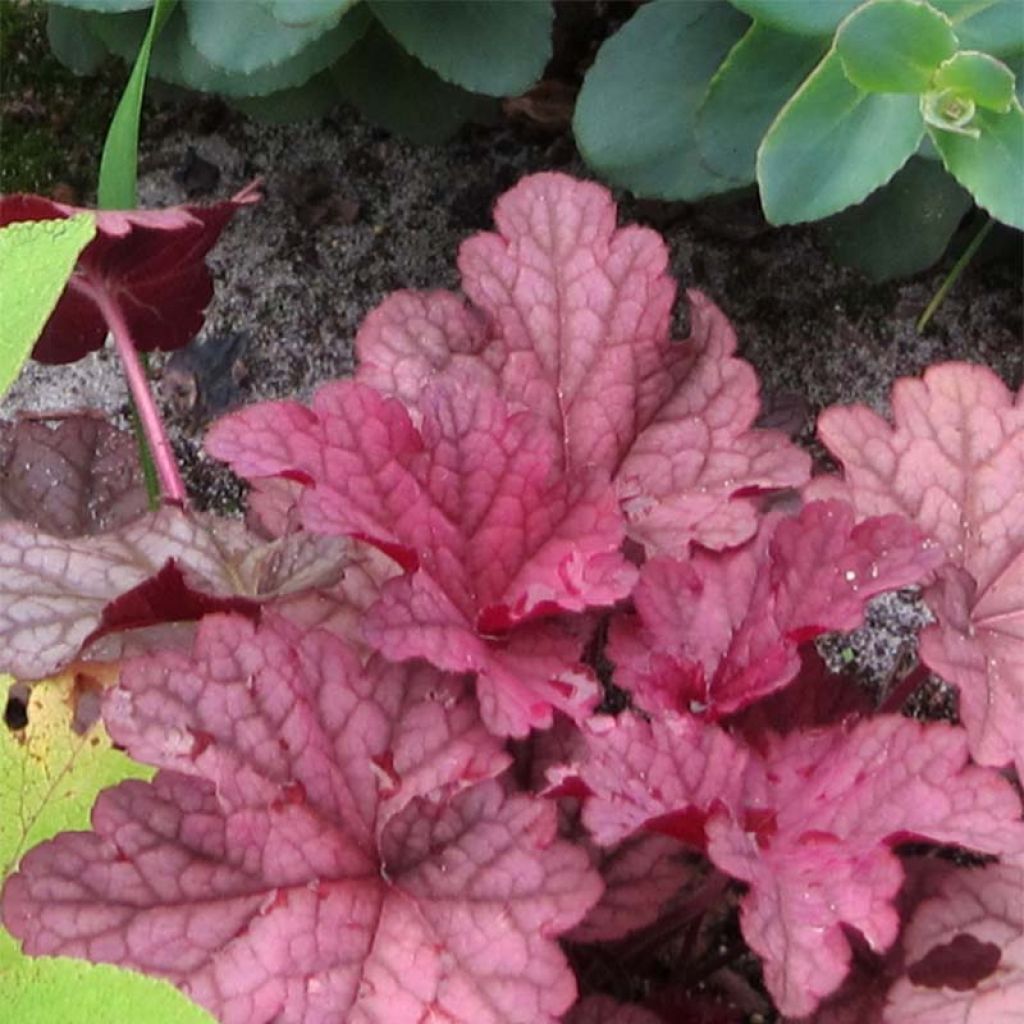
[884, 863, 1024, 1023]
[812, 363, 1024, 776]
[2, 614, 599, 1024]
[608, 501, 941, 718]
[208, 376, 635, 736]
[0, 507, 351, 679]
[355, 173, 809, 554]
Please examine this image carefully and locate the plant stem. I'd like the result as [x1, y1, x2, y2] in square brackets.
[80, 282, 187, 506]
[879, 662, 930, 715]
[917, 217, 994, 333]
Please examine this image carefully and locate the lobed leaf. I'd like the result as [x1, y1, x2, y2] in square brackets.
[355, 172, 810, 554]
[572, 707, 1024, 1016]
[1, 615, 598, 1024]
[0, 506, 350, 680]
[608, 500, 942, 718]
[811, 363, 1024, 778]
[208, 375, 634, 736]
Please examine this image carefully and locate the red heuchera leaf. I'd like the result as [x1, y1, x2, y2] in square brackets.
[565, 995, 665, 1024]
[2, 614, 601, 1024]
[355, 172, 809, 554]
[885, 863, 1024, 1022]
[570, 711, 1024, 1016]
[568, 834, 696, 943]
[810, 364, 1024, 777]
[0, 507, 349, 679]
[0, 183, 260, 363]
[608, 501, 942, 718]
[207, 375, 636, 736]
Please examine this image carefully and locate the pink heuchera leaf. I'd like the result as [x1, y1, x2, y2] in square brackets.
[207, 375, 636, 735]
[0, 507, 349, 679]
[884, 863, 1024, 1022]
[1, 614, 601, 1024]
[706, 718, 1024, 1016]
[0, 183, 260, 363]
[355, 172, 810, 554]
[565, 995, 665, 1024]
[564, 712, 752, 849]
[608, 501, 942, 718]
[570, 711, 1024, 1016]
[810, 363, 1024, 777]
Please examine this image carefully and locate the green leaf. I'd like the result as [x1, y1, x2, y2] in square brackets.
[697, 21, 827, 184]
[954, 0, 1024, 56]
[265, 0, 357, 25]
[819, 156, 972, 279]
[728, 0, 862, 36]
[0, 215, 96, 402]
[368, 0, 553, 97]
[837, 0, 958, 94]
[97, 0, 176, 209]
[758, 49, 925, 223]
[46, 6, 109, 75]
[929, 100, 1024, 227]
[0, 927, 214, 1024]
[184, 0, 339, 75]
[89, 4, 369, 98]
[229, 68, 338, 121]
[333, 21, 496, 144]
[933, 50, 1016, 111]
[0, 671, 152, 878]
[47, 0, 154, 9]
[573, 0, 748, 201]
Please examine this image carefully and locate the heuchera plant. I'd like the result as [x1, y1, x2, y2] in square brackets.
[2, 172, 1023, 1023]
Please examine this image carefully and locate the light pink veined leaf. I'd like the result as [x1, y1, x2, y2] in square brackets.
[566, 711, 753, 849]
[884, 863, 1024, 1023]
[705, 717, 1024, 1017]
[0, 507, 350, 679]
[811, 363, 1024, 777]
[565, 995, 665, 1024]
[355, 172, 809, 554]
[1, 614, 600, 1024]
[608, 501, 942, 718]
[207, 376, 635, 736]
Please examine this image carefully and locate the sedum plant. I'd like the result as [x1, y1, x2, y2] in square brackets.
[2, 172, 1024, 1021]
[44, 0, 553, 142]
[574, 0, 1024, 279]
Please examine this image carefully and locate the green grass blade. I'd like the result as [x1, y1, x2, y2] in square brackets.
[97, 0, 177, 209]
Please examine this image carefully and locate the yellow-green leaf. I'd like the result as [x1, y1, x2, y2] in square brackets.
[0, 214, 95, 401]
[0, 671, 152, 879]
